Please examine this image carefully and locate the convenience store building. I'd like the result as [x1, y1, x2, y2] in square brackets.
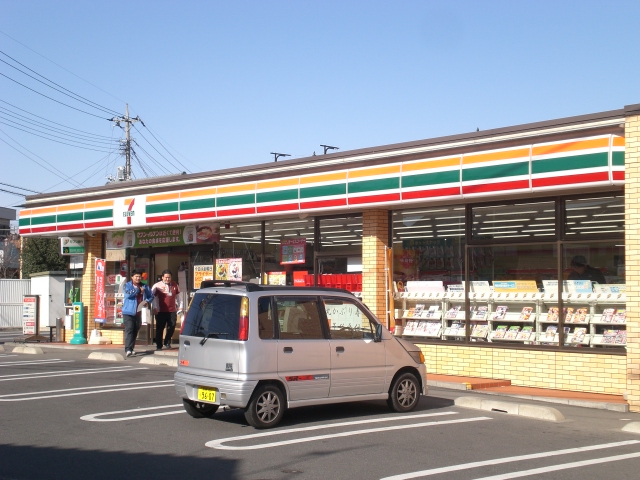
[19, 103, 640, 411]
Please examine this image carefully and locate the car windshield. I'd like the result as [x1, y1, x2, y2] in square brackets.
[183, 293, 241, 340]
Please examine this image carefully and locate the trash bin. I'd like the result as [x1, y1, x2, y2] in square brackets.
[55, 317, 65, 342]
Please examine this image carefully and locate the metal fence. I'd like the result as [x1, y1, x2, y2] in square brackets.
[0, 279, 30, 328]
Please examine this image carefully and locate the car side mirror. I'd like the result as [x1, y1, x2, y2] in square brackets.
[374, 323, 383, 342]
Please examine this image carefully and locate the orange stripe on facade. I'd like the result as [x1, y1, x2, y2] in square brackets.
[299, 172, 347, 185]
[402, 157, 460, 173]
[257, 178, 299, 190]
[180, 188, 217, 199]
[463, 148, 530, 165]
[56, 203, 84, 212]
[147, 192, 180, 203]
[613, 136, 625, 147]
[19, 209, 32, 217]
[85, 200, 114, 210]
[532, 137, 610, 156]
[29, 206, 57, 215]
[217, 183, 256, 195]
[348, 165, 401, 179]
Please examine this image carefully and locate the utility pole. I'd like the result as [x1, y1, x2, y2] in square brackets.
[110, 104, 140, 180]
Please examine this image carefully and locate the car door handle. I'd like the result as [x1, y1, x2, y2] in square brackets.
[184, 340, 190, 346]
[283, 347, 293, 353]
[336, 346, 345, 353]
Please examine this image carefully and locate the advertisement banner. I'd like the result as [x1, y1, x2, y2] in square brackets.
[280, 238, 306, 265]
[215, 258, 242, 281]
[60, 237, 85, 255]
[22, 296, 37, 335]
[183, 223, 220, 244]
[194, 265, 214, 289]
[94, 258, 106, 322]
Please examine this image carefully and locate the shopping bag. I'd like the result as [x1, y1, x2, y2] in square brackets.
[141, 306, 151, 325]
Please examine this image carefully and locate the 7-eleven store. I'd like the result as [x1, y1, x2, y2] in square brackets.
[19, 103, 640, 411]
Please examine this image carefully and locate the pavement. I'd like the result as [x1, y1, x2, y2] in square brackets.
[1, 337, 629, 412]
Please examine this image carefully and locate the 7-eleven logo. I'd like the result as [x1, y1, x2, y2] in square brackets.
[123, 198, 135, 225]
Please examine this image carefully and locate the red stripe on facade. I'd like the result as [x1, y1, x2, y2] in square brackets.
[300, 198, 347, 210]
[19, 228, 31, 235]
[402, 187, 461, 201]
[56, 223, 85, 231]
[348, 193, 401, 205]
[84, 221, 114, 229]
[256, 203, 299, 214]
[612, 171, 624, 181]
[463, 179, 529, 195]
[180, 211, 217, 221]
[532, 172, 608, 188]
[30, 226, 57, 233]
[217, 207, 257, 217]
[146, 215, 180, 224]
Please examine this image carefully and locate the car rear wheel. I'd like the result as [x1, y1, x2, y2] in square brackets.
[244, 384, 285, 429]
[183, 398, 219, 418]
[388, 373, 420, 412]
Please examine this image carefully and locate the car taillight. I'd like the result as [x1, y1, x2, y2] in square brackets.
[238, 296, 249, 341]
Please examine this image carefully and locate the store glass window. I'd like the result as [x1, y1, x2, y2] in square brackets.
[472, 201, 556, 240]
[317, 215, 362, 278]
[564, 195, 624, 238]
[218, 221, 265, 281]
[263, 217, 315, 285]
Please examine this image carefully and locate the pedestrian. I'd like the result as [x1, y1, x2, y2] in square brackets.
[151, 269, 182, 350]
[122, 269, 154, 357]
[568, 255, 606, 285]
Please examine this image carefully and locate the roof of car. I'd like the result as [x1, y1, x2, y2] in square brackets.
[197, 280, 355, 295]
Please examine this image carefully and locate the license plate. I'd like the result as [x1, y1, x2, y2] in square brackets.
[197, 386, 217, 403]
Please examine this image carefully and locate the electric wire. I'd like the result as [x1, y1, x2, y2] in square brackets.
[137, 122, 191, 173]
[131, 140, 173, 175]
[0, 182, 40, 194]
[42, 152, 114, 193]
[132, 125, 184, 173]
[0, 187, 25, 197]
[0, 53, 120, 116]
[131, 147, 155, 177]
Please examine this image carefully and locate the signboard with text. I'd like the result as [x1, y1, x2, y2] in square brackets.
[94, 258, 106, 322]
[280, 238, 306, 265]
[22, 296, 38, 335]
[215, 258, 242, 281]
[193, 265, 214, 289]
[60, 237, 85, 255]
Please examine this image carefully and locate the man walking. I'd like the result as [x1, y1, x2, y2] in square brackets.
[152, 269, 182, 350]
[122, 270, 154, 357]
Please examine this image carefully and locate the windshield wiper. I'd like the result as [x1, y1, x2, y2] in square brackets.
[199, 332, 230, 345]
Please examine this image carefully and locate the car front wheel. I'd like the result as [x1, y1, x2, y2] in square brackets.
[388, 372, 420, 412]
[244, 384, 285, 429]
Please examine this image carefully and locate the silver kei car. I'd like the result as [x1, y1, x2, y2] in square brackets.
[174, 282, 427, 429]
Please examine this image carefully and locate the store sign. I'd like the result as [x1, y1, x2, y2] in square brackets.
[493, 280, 538, 293]
[215, 258, 242, 281]
[194, 265, 214, 289]
[22, 296, 38, 335]
[183, 223, 220, 244]
[94, 258, 106, 323]
[134, 227, 185, 247]
[267, 272, 286, 285]
[60, 237, 85, 255]
[280, 238, 306, 265]
[106, 231, 134, 249]
[113, 195, 147, 228]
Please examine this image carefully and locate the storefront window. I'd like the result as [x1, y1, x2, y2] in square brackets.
[564, 195, 624, 238]
[218, 221, 265, 281]
[317, 215, 362, 279]
[472, 201, 556, 240]
[263, 217, 315, 285]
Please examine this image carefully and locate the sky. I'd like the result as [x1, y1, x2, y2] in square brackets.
[1, 0, 639, 226]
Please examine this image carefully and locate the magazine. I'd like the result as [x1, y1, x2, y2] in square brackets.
[547, 307, 559, 322]
[504, 325, 521, 340]
[613, 310, 626, 323]
[493, 325, 508, 339]
[516, 326, 534, 341]
[570, 327, 587, 344]
[600, 308, 615, 323]
[471, 324, 489, 338]
[615, 330, 627, 345]
[425, 321, 442, 336]
[403, 320, 419, 335]
[414, 321, 429, 335]
[445, 305, 461, 319]
[602, 329, 618, 344]
[574, 307, 588, 323]
[406, 307, 416, 318]
[543, 325, 558, 341]
[518, 307, 533, 322]
[472, 306, 488, 320]
[413, 304, 425, 317]
[564, 307, 575, 323]
[424, 305, 440, 318]
[492, 306, 508, 321]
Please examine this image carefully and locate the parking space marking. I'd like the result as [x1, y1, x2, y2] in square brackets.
[206, 411, 491, 450]
[0, 354, 18, 358]
[0, 359, 74, 367]
[81, 404, 184, 422]
[380, 440, 640, 480]
[0, 366, 149, 382]
[0, 380, 174, 401]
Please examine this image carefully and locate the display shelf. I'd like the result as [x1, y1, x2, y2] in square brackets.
[591, 333, 626, 346]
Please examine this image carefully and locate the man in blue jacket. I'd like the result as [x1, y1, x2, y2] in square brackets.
[122, 270, 154, 357]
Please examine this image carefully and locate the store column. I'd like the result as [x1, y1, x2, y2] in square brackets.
[625, 103, 640, 412]
[80, 233, 103, 340]
[362, 210, 389, 321]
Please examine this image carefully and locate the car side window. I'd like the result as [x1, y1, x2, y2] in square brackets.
[257, 296, 275, 340]
[323, 297, 375, 340]
[276, 297, 324, 340]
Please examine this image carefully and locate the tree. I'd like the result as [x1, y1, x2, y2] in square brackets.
[0, 235, 20, 279]
[21, 237, 67, 279]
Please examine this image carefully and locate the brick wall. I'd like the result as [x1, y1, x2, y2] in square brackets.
[362, 210, 389, 320]
[626, 109, 640, 410]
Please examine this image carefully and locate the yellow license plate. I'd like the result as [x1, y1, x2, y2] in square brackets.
[197, 386, 217, 403]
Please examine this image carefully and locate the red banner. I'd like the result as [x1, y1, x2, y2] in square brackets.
[95, 258, 106, 322]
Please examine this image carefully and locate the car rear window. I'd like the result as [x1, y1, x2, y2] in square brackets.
[182, 293, 242, 340]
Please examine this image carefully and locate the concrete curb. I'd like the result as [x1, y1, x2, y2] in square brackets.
[454, 396, 565, 422]
[427, 380, 470, 391]
[139, 356, 178, 367]
[88, 352, 125, 362]
[154, 350, 179, 357]
[12, 346, 44, 355]
[622, 422, 640, 434]
[0, 345, 4, 353]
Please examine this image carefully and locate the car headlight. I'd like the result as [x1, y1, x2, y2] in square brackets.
[409, 351, 425, 364]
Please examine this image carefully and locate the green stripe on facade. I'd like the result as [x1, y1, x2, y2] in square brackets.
[402, 170, 459, 189]
[31, 215, 57, 226]
[531, 152, 608, 175]
[257, 188, 298, 204]
[462, 162, 529, 182]
[612, 151, 625, 166]
[84, 209, 113, 220]
[348, 177, 399, 195]
[19, 217, 31, 226]
[217, 193, 255, 208]
[180, 198, 215, 211]
[300, 183, 346, 199]
[146, 202, 179, 215]
[57, 212, 83, 223]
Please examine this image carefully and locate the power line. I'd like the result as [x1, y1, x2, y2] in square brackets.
[0, 182, 40, 194]
[137, 122, 191, 173]
[132, 139, 174, 175]
[132, 124, 186, 173]
[0, 187, 25, 197]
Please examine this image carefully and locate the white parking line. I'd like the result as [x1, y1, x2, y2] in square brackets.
[81, 404, 184, 422]
[0, 366, 149, 382]
[0, 380, 174, 401]
[0, 359, 73, 367]
[0, 354, 18, 358]
[380, 440, 640, 480]
[206, 412, 491, 450]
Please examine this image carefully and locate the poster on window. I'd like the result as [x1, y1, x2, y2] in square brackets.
[193, 265, 214, 289]
[280, 238, 306, 265]
[215, 258, 242, 281]
[94, 258, 106, 323]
